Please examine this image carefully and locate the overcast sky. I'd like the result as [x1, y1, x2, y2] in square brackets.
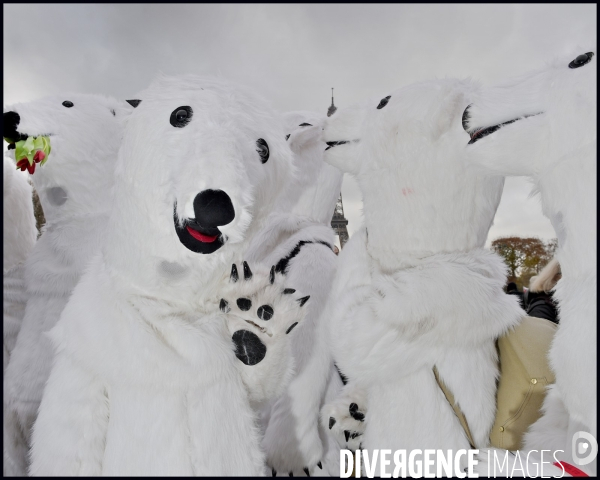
[4, 4, 596, 245]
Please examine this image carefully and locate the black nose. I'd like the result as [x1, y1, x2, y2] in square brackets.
[193, 189, 235, 228]
[3, 111, 21, 139]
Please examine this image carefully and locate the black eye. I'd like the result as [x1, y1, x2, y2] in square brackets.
[170, 106, 193, 128]
[256, 138, 269, 164]
[377, 96, 391, 109]
[62, 101, 74, 108]
[569, 52, 594, 69]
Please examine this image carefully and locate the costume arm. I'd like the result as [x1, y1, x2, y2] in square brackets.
[29, 350, 109, 476]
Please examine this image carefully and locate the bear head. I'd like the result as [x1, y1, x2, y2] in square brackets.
[323, 78, 505, 270]
[280, 111, 343, 224]
[103, 75, 294, 296]
[463, 48, 596, 178]
[462, 48, 596, 256]
[3, 94, 133, 225]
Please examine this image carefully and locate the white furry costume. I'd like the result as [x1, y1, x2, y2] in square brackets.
[3, 157, 37, 477]
[464, 48, 596, 476]
[29, 76, 309, 476]
[3, 94, 133, 476]
[244, 111, 344, 476]
[3, 157, 36, 371]
[320, 79, 523, 466]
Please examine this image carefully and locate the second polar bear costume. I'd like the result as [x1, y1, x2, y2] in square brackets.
[464, 48, 596, 476]
[30, 75, 310, 476]
[320, 79, 523, 467]
[3, 156, 36, 372]
[3, 157, 37, 477]
[3, 94, 133, 476]
[245, 111, 343, 476]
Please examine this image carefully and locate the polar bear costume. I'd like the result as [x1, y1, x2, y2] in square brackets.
[464, 49, 596, 476]
[29, 75, 310, 476]
[245, 111, 344, 476]
[3, 94, 133, 476]
[3, 156, 37, 371]
[3, 157, 37, 477]
[320, 79, 523, 467]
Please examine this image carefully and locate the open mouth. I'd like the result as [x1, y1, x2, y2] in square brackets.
[466, 113, 543, 145]
[325, 139, 360, 151]
[4, 131, 53, 150]
[173, 206, 226, 254]
[4, 131, 53, 174]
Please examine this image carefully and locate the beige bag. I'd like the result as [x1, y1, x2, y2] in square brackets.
[489, 316, 557, 450]
[436, 316, 557, 450]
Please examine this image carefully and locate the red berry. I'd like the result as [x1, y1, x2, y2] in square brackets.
[16, 158, 28, 171]
[33, 150, 46, 163]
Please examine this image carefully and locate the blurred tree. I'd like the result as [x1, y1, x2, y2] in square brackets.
[491, 236, 558, 289]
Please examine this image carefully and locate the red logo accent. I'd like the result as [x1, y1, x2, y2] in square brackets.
[554, 461, 589, 477]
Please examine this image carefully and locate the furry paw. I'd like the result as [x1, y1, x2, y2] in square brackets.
[220, 262, 310, 403]
[264, 393, 324, 477]
[321, 388, 367, 451]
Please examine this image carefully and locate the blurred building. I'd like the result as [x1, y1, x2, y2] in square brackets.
[327, 88, 349, 248]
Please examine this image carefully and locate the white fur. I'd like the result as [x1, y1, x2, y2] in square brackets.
[3, 157, 37, 477]
[3, 94, 133, 475]
[245, 111, 344, 476]
[3, 157, 36, 369]
[465, 48, 596, 475]
[320, 79, 523, 461]
[29, 75, 297, 475]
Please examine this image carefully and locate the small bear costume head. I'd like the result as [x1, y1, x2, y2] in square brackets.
[3, 94, 134, 225]
[280, 111, 343, 224]
[323, 78, 505, 270]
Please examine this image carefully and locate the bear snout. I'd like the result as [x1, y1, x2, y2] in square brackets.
[3, 111, 22, 141]
[193, 189, 235, 228]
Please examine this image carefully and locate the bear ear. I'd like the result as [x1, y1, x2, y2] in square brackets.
[429, 90, 466, 141]
[287, 124, 322, 154]
[126, 99, 142, 108]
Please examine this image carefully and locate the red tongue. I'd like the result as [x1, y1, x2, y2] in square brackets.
[186, 226, 218, 243]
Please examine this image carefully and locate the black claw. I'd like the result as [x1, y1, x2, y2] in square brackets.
[351, 432, 362, 439]
[243, 261, 253, 280]
[297, 295, 310, 307]
[344, 430, 350, 442]
[272, 468, 277, 477]
[270, 265, 276, 284]
[230, 264, 239, 282]
[317, 462, 322, 470]
[299, 123, 313, 127]
[283, 288, 296, 295]
[329, 417, 336, 429]
[285, 134, 291, 140]
[219, 299, 230, 312]
[289, 473, 293, 477]
[304, 467, 310, 476]
[286, 322, 298, 334]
